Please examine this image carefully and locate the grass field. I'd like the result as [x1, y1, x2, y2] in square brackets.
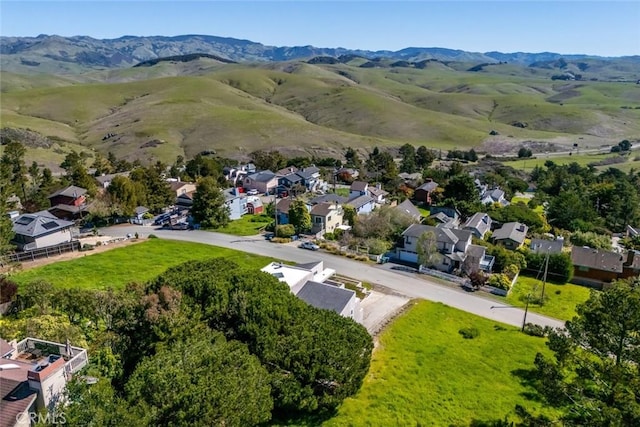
[326, 300, 555, 426]
[502, 152, 630, 172]
[10, 239, 275, 290]
[506, 275, 592, 321]
[216, 214, 272, 236]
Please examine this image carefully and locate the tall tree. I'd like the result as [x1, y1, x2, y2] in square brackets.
[399, 143, 417, 173]
[0, 155, 15, 254]
[191, 176, 229, 228]
[526, 279, 640, 426]
[416, 146, 435, 169]
[288, 199, 311, 234]
[130, 166, 173, 212]
[344, 147, 362, 169]
[126, 332, 273, 426]
[417, 231, 441, 268]
[107, 176, 141, 216]
[1, 140, 28, 200]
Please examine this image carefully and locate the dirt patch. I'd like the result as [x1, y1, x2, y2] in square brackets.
[4, 238, 145, 273]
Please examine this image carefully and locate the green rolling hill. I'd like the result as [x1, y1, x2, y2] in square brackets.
[1, 57, 639, 170]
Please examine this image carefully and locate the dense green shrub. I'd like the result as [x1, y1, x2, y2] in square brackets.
[488, 273, 512, 291]
[275, 224, 295, 238]
[459, 327, 480, 339]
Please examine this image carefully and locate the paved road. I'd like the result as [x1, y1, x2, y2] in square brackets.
[102, 225, 565, 330]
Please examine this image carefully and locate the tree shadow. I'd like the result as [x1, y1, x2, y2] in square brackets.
[511, 368, 545, 402]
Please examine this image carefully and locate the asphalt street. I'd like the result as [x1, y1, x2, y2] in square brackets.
[102, 225, 565, 330]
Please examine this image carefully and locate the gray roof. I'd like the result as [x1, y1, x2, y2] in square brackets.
[95, 172, 129, 184]
[350, 181, 368, 192]
[529, 238, 564, 254]
[368, 186, 388, 197]
[571, 246, 624, 273]
[246, 170, 276, 183]
[417, 181, 438, 192]
[492, 222, 528, 244]
[48, 185, 86, 199]
[310, 202, 337, 217]
[466, 244, 487, 259]
[399, 172, 422, 181]
[296, 166, 320, 180]
[281, 173, 303, 184]
[402, 224, 470, 245]
[429, 212, 450, 223]
[395, 199, 421, 219]
[12, 213, 74, 238]
[463, 212, 492, 235]
[310, 194, 348, 205]
[347, 194, 375, 208]
[276, 198, 293, 214]
[296, 281, 355, 314]
[134, 206, 149, 215]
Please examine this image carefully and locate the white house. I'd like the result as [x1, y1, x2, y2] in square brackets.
[11, 212, 76, 251]
[396, 224, 473, 272]
[347, 194, 376, 215]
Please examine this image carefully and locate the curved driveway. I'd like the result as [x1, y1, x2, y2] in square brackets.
[102, 225, 565, 330]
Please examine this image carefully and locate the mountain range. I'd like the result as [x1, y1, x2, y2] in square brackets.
[2, 34, 638, 74]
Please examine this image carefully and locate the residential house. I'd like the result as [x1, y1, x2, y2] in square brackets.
[368, 184, 388, 204]
[242, 170, 278, 195]
[395, 199, 422, 222]
[529, 238, 564, 255]
[335, 167, 359, 180]
[278, 173, 304, 190]
[275, 198, 293, 225]
[396, 224, 474, 272]
[349, 181, 369, 199]
[223, 188, 248, 220]
[168, 181, 197, 198]
[571, 246, 624, 287]
[310, 202, 343, 235]
[347, 194, 376, 215]
[297, 281, 361, 322]
[296, 166, 323, 192]
[414, 179, 438, 205]
[175, 192, 195, 210]
[11, 212, 76, 251]
[261, 261, 362, 322]
[466, 244, 495, 273]
[429, 206, 460, 224]
[309, 194, 348, 206]
[246, 197, 263, 215]
[462, 213, 492, 239]
[398, 172, 422, 184]
[94, 172, 130, 189]
[492, 222, 528, 250]
[275, 166, 298, 177]
[481, 187, 510, 206]
[223, 165, 252, 186]
[621, 250, 640, 280]
[47, 185, 88, 220]
[0, 336, 88, 427]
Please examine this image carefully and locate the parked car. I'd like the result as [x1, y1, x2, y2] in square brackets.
[299, 241, 320, 251]
[247, 189, 259, 195]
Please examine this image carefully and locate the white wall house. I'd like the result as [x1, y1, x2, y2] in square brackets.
[11, 212, 76, 251]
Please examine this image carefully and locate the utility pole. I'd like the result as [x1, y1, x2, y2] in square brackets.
[522, 293, 531, 332]
[541, 250, 550, 302]
[273, 194, 278, 237]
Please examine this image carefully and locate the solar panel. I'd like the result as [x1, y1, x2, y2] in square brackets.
[15, 216, 35, 225]
[41, 221, 60, 230]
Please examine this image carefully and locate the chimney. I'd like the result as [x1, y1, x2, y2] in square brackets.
[376, 183, 382, 190]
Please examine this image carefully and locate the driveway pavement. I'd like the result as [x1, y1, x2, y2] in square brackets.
[101, 225, 565, 330]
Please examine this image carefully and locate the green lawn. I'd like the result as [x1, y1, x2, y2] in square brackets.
[10, 239, 275, 290]
[216, 214, 272, 236]
[506, 275, 592, 321]
[326, 301, 555, 426]
[510, 196, 544, 214]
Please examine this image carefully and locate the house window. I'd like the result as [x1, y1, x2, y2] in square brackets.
[315, 217, 322, 224]
[328, 215, 332, 222]
[406, 236, 411, 245]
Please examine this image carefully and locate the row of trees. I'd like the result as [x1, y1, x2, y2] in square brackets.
[1, 259, 373, 425]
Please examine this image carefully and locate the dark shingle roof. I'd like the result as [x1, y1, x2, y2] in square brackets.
[246, 170, 276, 183]
[0, 378, 38, 427]
[417, 181, 438, 192]
[350, 181, 368, 192]
[310, 194, 347, 205]
[296, 281, 355, 314]
[395, 199, 421, 219]
[48, 185, 86, 199]
[529, 238, 564, 254]
[276, 198, 293, 214]
[571, 246, 624, 273]
[347, 194, 374, 208]
[296, 167, 320, 180]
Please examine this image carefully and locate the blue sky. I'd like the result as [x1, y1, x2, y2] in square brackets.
[1, 1, 639, 56]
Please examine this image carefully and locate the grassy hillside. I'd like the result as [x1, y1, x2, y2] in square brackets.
[326, 300, 556, 426]
[1, 61, 639, 164]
